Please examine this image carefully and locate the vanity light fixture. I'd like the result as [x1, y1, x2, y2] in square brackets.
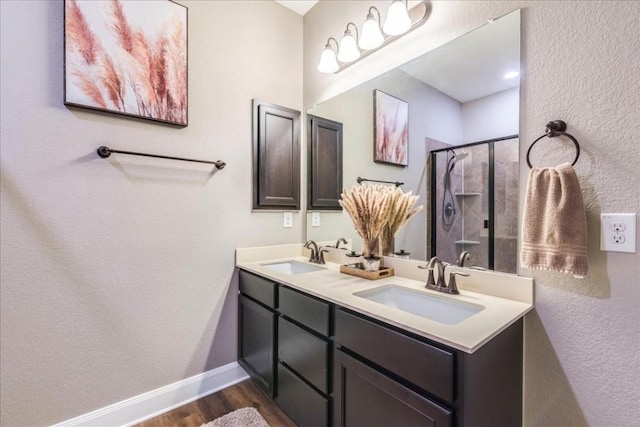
[317, 37, 340, 73]
[337, 23, 361, 62]
[383, 0, 412, 35]
[317, 0, 431, 74]
[359, 7, 384, 50]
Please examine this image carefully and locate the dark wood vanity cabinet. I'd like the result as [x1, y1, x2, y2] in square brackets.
[334, 350, 452, 427]
[334, 308, 524, 427]
[276, 286, 332, 427]
[238, 271, 277, 397]
[238, 270, 524, 427]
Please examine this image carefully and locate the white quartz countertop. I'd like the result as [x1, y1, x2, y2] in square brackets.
[236, 244, 534, 354]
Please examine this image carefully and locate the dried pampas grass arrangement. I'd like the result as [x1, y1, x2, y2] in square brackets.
[339, 184, 392, 255]
[339, 184, 423, 256]
[380, 187, 423, 255]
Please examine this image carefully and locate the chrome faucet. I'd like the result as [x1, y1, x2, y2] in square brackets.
[419, 257, 469, 294]
[304, 240, 328, 264]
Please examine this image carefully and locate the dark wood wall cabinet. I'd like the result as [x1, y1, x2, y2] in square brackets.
[307, 115, 343, 210]
[238, 269, 524, 427]
[252, 99, 301, 210]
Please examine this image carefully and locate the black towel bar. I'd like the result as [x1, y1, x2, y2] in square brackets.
[97, 146, 226, 169]
[357, 177, 403, 187]
[526, 120, 580, 169]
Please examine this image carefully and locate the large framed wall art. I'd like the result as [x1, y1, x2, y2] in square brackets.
[374, 89, 408, 166]
[64, 0, 188, 127]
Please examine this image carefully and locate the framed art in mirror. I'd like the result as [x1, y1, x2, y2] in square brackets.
[374, 90, 408, 167]
[64, 0, 188, 127]
[308, 115, 343, 210]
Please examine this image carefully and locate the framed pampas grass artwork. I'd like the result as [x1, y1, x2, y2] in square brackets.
[64, 0, 188, 127]
[374, 90, 408, 166]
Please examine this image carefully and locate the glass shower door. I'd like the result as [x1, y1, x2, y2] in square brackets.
[429, 136, 518, 273]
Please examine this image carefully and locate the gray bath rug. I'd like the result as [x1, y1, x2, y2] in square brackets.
[201, 407, 270, 427]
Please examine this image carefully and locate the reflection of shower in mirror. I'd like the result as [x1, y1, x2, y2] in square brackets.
[442, 150, 468, 230]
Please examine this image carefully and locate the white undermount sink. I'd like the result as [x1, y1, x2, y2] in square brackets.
[354, 284, 485, 325]
[262, 260, 326, 275]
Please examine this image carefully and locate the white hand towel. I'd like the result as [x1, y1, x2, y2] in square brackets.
[520, 163, 588, 275]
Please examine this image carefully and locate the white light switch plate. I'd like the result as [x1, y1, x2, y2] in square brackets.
[311, 212, 320, 227]
[600, 213, 636, 253]
[283, 211, 293, 228]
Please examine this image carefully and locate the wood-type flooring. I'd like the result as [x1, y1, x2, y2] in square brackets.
[135, 379, 297, 427]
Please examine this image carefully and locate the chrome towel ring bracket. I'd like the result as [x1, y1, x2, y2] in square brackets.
[526, 120, 580, 169]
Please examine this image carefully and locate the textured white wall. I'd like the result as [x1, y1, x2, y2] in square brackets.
[304, 1, 640, 426]
[0, 1, 302, 425]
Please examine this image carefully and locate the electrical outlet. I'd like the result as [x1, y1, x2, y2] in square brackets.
[610, 222, 626, 232]
[311, 211, 321, 227]
[600, 213, 636, 253]
[283, 211, 293, 228]
[612, 234, 625, 244]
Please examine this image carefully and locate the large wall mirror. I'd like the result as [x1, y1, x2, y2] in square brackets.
[306, 9, 520, 273]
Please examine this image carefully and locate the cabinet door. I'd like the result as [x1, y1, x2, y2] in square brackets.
[252, 99, 301, 210]
[276, 363, 329, 427]
[334, 350, 452, 427]
[307, 114, 343, 210]
[238, 295, 276, 397]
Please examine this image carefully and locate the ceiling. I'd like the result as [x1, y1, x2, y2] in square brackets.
[399, 11, 521, 103]
[276, 0, 318, 15]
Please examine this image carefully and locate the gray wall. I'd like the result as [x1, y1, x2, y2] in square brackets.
[0, 1, 302, 425]
[304, 1, 640, 426]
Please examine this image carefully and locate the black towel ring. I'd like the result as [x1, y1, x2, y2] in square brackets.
[526, 120, 580, 169]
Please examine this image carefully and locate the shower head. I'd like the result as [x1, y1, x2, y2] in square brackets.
[447, 150, 469, 172]
[455, 152, 469, 161]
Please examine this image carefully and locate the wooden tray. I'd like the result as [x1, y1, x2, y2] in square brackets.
[340, 263, 395, 280]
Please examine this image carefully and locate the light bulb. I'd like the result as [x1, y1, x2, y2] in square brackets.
[317, 45, 339, 73]
[360, 14, 384, 50]
[337, 29, 360, 62]
[383, 0, 411, 36]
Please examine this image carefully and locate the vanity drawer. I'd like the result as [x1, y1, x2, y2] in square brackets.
[335, 308, 455, 403]
[279, 317, 330, 394]
[279, 286, 331, 336]
[276, 363, 329, 427]
[239, 270, 277, 308]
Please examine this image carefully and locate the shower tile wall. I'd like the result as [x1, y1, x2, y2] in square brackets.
[461, 146, 489, 269]
[460, 140, 519, 273]
[493, 139, 519, 273]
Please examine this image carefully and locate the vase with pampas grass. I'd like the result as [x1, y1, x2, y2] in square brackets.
[379, 187, 423, 256]
[339, 184, 423, 259]
[339, 184, 392, 257]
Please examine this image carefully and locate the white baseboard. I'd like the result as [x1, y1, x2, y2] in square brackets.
[54, 362, 249, 427]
